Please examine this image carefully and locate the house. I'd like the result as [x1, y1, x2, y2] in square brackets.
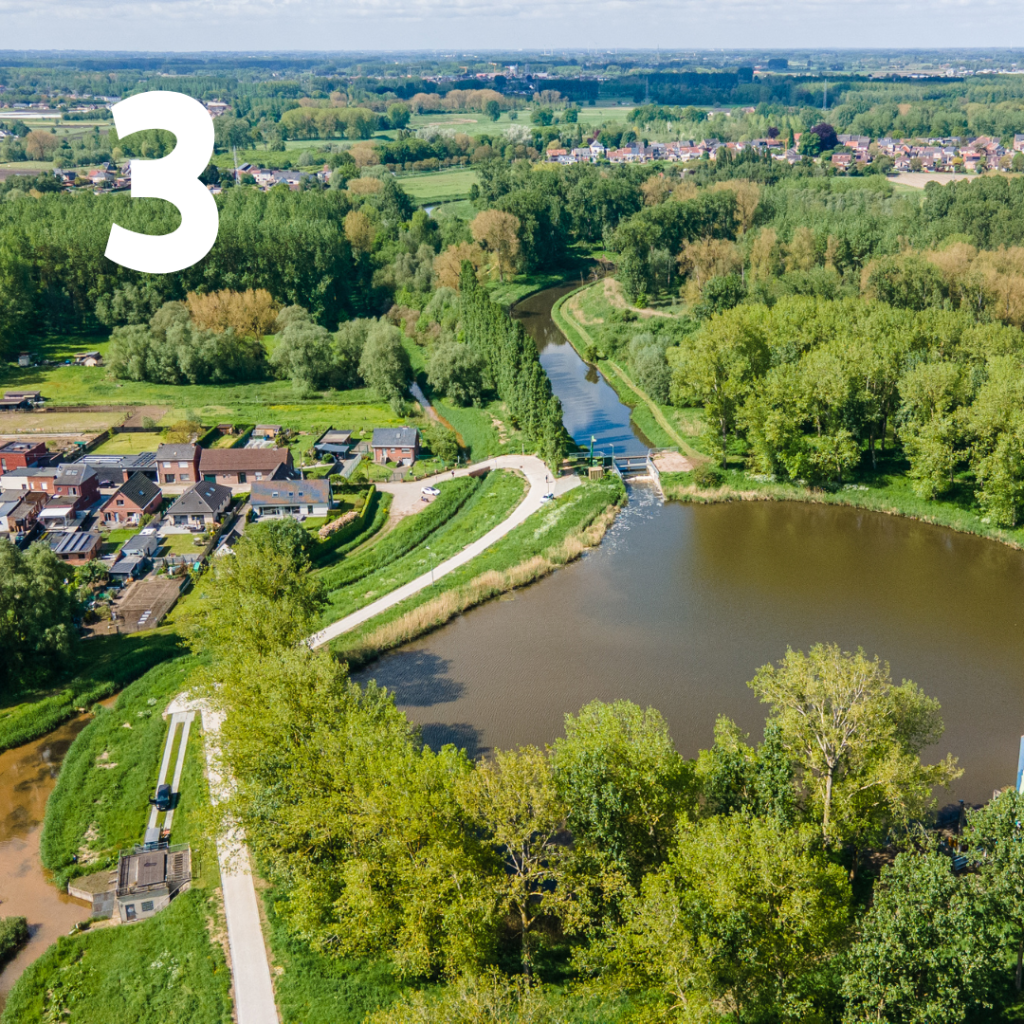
[37, 495, 80, 531]
[252, 424, 283, 439]
[0, 395, 32, 411]
[155, 443, 201, 486]
[4, 390, 42, 404]
[1015, 134, 1024, 153]
[371, 427, 420, 465]
[54, 464, 100, 508]
[313, 428, 352, 458]
[81, 451, 159, 486]
[831, 153, 855, 170]
[48, 531, 103, 564]
[100, 473, 163, 525]
[250, 479, 334, 519]
[163, 481, 233, 532]
[115, 843, 192, 923]
[0, 440, 48, 472]
[0, 496, 41, 541]
[73, 350, 102, 367]
[199, 447, 293, 486]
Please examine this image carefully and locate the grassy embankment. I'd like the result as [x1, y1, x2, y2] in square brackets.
[0, 891, 232, 1024]
[329, 473, 625, 667]
[318, 472, 528, 626]
[0, 631, 182, 756]
[554, 281, 1024, 549]
[40, 655, 211, 890]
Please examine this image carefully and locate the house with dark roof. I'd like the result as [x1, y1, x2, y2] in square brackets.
[0, 496, 41, 542]
[371, 427, 419, 465]
[250, 479, 334, 519]
[81, 452, 159, 487]
[49, 531, 103, 563]
[163, 481, 233, 532]
[119, 532, 161, 558]
[199, 447, 294, 487]
[54, 464, 100, 509]
[155, 443, 201, 487]
[101, 473, 163, 525]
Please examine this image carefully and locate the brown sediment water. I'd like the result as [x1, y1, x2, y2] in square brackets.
[355, 286, 1024, 806]
[0, 716, 94, 1006]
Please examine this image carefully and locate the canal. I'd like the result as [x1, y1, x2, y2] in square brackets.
[357, 284, 1024, 805]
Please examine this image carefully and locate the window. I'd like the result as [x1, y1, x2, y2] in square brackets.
[178, 461, 189, 468]
[162, 462, 172, 468]
[124, 904, 136, 920]
[180, 474, 190, 482]
[141, 900, 154, 913]
[116, 498, 124, 505]
[164, 474, 175, 483]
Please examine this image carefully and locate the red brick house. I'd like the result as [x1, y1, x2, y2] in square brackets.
[5, 464, 99, 509]
[199, 447, 294, 486]
[0, 440, 48, 472]
[100, 473, 163, 525]
[371, 428, 420, 465]
[155, 443, 201, 486]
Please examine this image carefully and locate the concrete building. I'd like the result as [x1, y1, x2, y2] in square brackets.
[115, 843, 192, 923]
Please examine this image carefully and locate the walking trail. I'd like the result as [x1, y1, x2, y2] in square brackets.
[309, 454, 578, 648]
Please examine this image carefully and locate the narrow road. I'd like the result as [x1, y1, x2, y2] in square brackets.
[147, 710, 193, 832]
[164, 695, 280, 1024]
[309, 454, 578, 648]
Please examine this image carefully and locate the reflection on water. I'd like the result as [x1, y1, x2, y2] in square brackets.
[0, 718, 93, 1005]
[514, 287, 651, 458]
[357, 492, 1024, 805]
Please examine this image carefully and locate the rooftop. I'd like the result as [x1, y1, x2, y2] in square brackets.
[199, 448, 291, 472]
[372, 427, 419, 448]
[108, 472, 162, 509]
[155, 443, 199, 461]
[166, 481, 233, 516]
[250, 479, 331, 506]
[48, 531, 101, 556]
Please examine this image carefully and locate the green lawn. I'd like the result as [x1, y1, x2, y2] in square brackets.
[0, 891, 232, 1024]
[395, 167, 479, 205]
[159, 533, 209, 557]
[92, 431, 164, 455]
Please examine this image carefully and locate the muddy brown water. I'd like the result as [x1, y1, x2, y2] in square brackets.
[0, 717, 94, 1006]
[356, 286, 1024, 806]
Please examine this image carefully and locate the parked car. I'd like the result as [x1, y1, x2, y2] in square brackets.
[151, 783, 172, 811]
[422, 486, 440, 497]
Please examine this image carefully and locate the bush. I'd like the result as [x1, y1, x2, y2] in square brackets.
[692, 463, 725, 488]
[0, 917, 29, 968]
[310, 487, 384, 567]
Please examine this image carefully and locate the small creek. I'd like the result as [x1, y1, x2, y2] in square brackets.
[356, 285, 1024, 806]
[0, 717, 94, 1006]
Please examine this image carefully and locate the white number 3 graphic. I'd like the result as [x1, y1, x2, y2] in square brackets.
[105, 91, 219, 274]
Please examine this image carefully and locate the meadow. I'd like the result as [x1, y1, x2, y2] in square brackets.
[394, 167, 479, 204]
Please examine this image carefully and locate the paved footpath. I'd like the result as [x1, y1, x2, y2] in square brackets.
[309, 454, 578, 649]
[164, 695, 280, 1024]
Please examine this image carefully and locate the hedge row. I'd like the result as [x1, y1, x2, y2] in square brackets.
[309, 486, 381, 568]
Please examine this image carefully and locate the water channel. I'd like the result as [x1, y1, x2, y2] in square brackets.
[357, 285, 1024, 806]
[0, 717, 93, 1006]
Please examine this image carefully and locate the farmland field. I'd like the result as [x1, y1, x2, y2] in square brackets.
[397, 167, 480, 203]
[0, 410, 125, 435]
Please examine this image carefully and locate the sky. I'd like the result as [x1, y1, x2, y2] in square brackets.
[2, 0, 1024, 52]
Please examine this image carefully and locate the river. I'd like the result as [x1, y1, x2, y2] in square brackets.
[0, 717, 93, 1006]
[356, 285, 1024, 805]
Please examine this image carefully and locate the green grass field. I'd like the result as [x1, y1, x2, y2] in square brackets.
[396, 167, 479, 204]
[92, 431, 164, 455]
[0, 891, 232, 1024]
[407, 105, 633, 133]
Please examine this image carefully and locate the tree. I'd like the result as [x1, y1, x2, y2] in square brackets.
[270, 319, 337, 393]
[386, 103, 411, 130]
[551, 700, 692, 886]
[842, 849, 999, 1023]
[581, 813, 851, 1022]
[0, 540, 77, 696]
[427, 341, 486, 406]
[24, 130, 59, 161]
[358, 320, 411, 402]
[455, 746, 568, 977]
[471, 210, 521, 283]
[963, 788, 1024, 992]
[749, 644, 961, 851]
[185, 289, 280, 340]
[420, 422, 460, 464]
[186, 519, 325, 662]
[433, 243, 487, 290]
[0, 245, 33, 360]
[484, 99, 501, 122]
[344, 209, 375, 253]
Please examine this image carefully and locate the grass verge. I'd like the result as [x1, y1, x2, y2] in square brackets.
[0, 918, 29, 970]
[331, 475, 625, 667]
[40, 655, 202, 890]
[0, 891, 232, 1024]
[317, 476, 480, 592]
[319, 470, 528, 626]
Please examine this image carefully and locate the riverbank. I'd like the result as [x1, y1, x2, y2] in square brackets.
[660, 468, 1024, 551]
[329, 474, 625, 667]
